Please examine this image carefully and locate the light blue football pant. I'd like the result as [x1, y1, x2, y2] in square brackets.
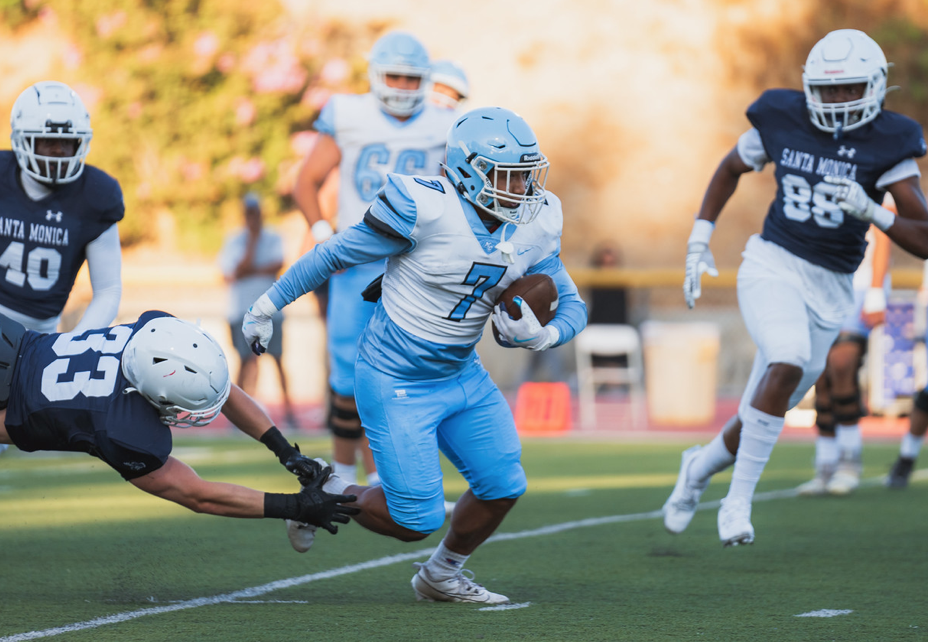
[355, 353, 527, 534]
[326, 262, 383, 397]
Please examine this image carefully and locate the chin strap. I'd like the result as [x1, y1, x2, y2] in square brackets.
[496, 222, 516, 264]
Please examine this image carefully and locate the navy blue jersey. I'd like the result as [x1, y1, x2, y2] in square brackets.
[0, 151, 124, 318]
[5, 310, 173, 480]
[749, 89, 926, 273]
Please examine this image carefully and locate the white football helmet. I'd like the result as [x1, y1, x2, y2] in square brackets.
[802, 29, 887, 135]
[121, 317, 231, 428]
[10, 81, 93, 184]
[367, 31, 431, 117]
[430, 59, 469, 109]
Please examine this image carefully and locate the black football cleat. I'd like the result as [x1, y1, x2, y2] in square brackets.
[886, 456, 915, 489]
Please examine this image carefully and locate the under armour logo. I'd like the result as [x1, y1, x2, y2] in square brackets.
[837, 146, 857, 159]
[45, 210, 63, 222]
[394, 389, 407, 399]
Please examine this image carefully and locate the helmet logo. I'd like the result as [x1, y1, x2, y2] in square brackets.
[163, 369, 176, 377]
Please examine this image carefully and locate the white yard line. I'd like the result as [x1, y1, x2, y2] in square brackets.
[795, 609, 854, 618]
[0, 475, 904, 641]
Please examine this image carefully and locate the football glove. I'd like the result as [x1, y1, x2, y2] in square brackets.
[823, 175, 896, 231]
[491, 297, 560, 352]
[683, 242, 718, 309]
[295, 468, 360, 534]
[242, 293, 278, 356]
[283, 444, 324, 481]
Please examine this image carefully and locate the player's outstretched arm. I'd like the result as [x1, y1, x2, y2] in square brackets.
[130, 456, 359, 529]
[220, 385, 322, 480]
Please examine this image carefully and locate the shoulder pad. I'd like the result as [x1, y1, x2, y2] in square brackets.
[80, 165, 125, 224]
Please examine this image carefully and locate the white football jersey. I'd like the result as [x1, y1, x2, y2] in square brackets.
[379, 175, 563, 345]
[321, 94, 457, 230]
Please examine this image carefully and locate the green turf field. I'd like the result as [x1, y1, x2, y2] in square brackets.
[1, 435, 926, 642]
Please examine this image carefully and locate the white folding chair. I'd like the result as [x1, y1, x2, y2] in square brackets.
[574, 324, 645, 429]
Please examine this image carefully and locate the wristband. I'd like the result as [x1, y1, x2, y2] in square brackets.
[870, 205, 895, 232]
[311, 219, 334, 243]
[264, 492, 300, 519]
[259, 426, 296, 463]
[688, 218, 715, 246]
[862, 287, 887, 314]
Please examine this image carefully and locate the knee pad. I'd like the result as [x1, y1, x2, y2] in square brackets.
[831, 392, 863, 425]
[914, 388, 928, 413]
[815, 403, 835, 434]
[327, 391, 364, 440]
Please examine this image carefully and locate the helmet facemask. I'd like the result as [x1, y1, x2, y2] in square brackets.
[369, 65, 429, 117]
[12, 131, 91, 185]
[803, 77, 885, 135]
[451, 146, 549, 225]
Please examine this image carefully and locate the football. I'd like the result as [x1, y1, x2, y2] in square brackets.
[492, 274, 559, 345]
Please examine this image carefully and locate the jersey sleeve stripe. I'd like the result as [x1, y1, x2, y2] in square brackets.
[364, 210, 407, 241]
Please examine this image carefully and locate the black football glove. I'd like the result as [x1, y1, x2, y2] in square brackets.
[282, 443, 323, 481]
[294, 467, 360, 534]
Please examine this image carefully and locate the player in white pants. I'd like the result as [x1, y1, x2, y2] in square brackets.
[663, 30, 928, 547]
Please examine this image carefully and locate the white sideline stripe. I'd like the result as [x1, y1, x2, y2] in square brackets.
[795, 609, 853, 618]
[479, 602, 532, 612]
[0, 475, 893, 642]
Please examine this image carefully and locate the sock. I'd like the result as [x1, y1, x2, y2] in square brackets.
[727, 405, 784, 502]
[426, 540, 469, 580]
[688, 432, 736, 486]
[366, 471, 381, 486]
[322, 471, 351, 496]
[901, 432, 924, 460]
[333, 462, 357, 484]
[835, 424, 862, 460]
[814, 436, 840, 470]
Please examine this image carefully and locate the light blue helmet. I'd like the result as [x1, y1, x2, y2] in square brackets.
[430, 59, 469, 109]
[368, 31, 431, 117]
[443, 107, 550, 225]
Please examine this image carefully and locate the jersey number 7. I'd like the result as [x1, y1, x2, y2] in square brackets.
[447, 262, 507, 322]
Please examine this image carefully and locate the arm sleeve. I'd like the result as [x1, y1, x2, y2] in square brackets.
[526, 253, 588, 347]
[736, 128, 770, 172]
[876, 158, 921, 190]
[268, 222, 411, 309]
[71, 224, 122, 334]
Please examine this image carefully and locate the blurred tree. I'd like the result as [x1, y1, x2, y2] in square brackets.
[0, 0, 373, 251]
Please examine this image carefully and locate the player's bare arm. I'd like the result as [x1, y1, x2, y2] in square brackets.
[293, 133, 340, 237]
[883, 176, 928, 259]
[130, 456, 269, 517]
[697, 147, 755, 223]
[221, 384, 323, 480]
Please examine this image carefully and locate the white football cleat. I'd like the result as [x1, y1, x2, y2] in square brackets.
[796, 465, 834, 496]
[662, 445, 707, 534]
[285, 519, 316, 553]
[826, 459, 861, 495]
[410, 562, 509, 604]
[718, 496, 754, 547]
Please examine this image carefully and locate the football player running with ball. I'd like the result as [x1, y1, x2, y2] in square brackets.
[244, 107, 587, 604]
[292, 32, 458, 491]
[664, 29, 928, 547]
[0, 81, 125, 457]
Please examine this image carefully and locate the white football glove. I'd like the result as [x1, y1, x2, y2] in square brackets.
[683, 242, 718, 309]
[242, 293, 279, 355]
[823, 175, 895, 231]
[311, 219, 334, 243]
[491, 297, 560, 352]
